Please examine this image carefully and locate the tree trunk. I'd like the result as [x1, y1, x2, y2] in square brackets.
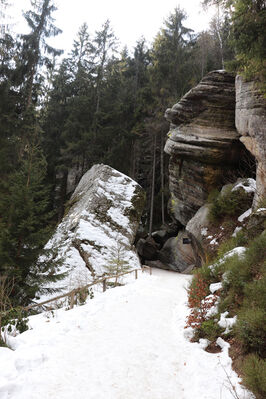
[160, 132, 165, 225]
[149, 133, 157, 237]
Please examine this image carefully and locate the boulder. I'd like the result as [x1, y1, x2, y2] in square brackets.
[151, 230, 169, 245]
[186, 204, 211, 242]
[246, 207, 266, 237]
[136, 237, 158, 260]
[164, 70, 248, 226]
[151, 223, 180, 247]
[157, 231, 197, 272]
[37, 164, 145, 301]
[235, 75, 266, 207]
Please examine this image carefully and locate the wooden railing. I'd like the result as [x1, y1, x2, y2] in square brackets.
[24, 266, 152, 312]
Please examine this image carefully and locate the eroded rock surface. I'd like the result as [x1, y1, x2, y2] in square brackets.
[235, 76, 266, 207]
[165, 70, 247, 226]
[38, 164, 145, 301]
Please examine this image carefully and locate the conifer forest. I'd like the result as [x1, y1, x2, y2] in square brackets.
[0, 0, 265, 305]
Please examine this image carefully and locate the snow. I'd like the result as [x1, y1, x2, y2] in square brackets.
[232, 178, 256, 194]
[1, 269, 252, 399]
[201, 227, 208, 236]
[107, 206, 129, 228]
[210, 238, 218, 245]
[223, 247, 246, 260]
[210, 282, 223, 293]
[238, 208, 252, 222]
[232, 226, 242, 237]
[218, 312, 237, 334]
[36, 165, 143, 303]
[209, 247, 246, 272]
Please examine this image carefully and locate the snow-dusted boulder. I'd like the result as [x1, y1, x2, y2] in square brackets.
[38, 164, 145, 301]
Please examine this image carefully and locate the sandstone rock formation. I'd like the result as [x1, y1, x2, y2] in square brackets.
[37, 164, 145, 301]
[235, 75, 266, 207]
[186, 204, 211, 242]
[164, 70, 248, 226]
[147, 231, 202, 273]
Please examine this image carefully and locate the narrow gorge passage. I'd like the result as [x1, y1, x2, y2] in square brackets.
[3, 270, 245, 399]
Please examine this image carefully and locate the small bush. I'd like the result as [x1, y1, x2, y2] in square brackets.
[217, 232, 248, 259]
[196, 319, 224, 342]
[222, 255, 250, 298]
[244, 233, 266, 277]
[187, 272, 209, 309]
[242, 354, 266, 399]
[2, 308, 29, 334]
[236, 308, 266, 356]
[218, 291, 237, 314]
[209, 186, 251, 224]
[243, 274, 266, 310]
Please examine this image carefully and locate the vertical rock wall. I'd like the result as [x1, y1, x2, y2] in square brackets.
[235, 76, 266, 207]
[164, 70, 247, 226]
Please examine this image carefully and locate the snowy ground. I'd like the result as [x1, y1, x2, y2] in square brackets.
[0, 269, 252, 399]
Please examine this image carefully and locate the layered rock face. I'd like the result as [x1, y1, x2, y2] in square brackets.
[235, 76, 266, 207]
[37, 164, 145, 301]
[164, 70, 247, 226]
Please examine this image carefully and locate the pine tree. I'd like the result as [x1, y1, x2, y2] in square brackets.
[0, 134, 64, 304]
[151, 7, 194, 105]
[18, 0, 63, 110]
[104, 244, 131, 286]
[0, 0, 64, 306]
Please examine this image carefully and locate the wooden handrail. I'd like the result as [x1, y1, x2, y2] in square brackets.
[23, 266, 152, 311]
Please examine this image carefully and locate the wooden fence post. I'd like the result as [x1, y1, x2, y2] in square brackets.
[103, 278, 106, 292]
[70, 291, 75, 309]
[135, 269, 138, 280]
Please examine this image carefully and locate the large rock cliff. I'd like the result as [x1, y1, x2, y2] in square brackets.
[164, 70, 247, 226]
[235, 75, 266, 207]
[37, 164, 145, 302]
[161, 70, 266, 273]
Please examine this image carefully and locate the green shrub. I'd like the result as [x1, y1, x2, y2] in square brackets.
[209, 186, 252, 223]
[223, 255, 250, 296]
[236, 308, 266, 356]
[218, 291, 237, 314]
[195, 319, 224, 342]
[217, 231, 248, 259]
[1, 307, 29, 335]
[222, 234, 266, 295]
[242, 354, 266, 399]
[243, 273, 266, 310]
[244, 233, 266, 277]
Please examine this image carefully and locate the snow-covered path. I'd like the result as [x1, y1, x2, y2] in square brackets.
[1, 269, 250, 399]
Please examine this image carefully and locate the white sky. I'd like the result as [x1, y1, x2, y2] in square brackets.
[9, 0, 216, 55]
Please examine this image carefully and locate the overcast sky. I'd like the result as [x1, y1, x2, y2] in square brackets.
[10, 0, 216, 54]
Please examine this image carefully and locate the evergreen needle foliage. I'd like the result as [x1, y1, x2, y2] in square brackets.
[104, 243, 131, 285]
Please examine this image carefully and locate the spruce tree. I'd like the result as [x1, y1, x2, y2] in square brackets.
[0, 0, 64, 306]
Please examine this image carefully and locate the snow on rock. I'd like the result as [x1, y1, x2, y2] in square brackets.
[232, 178, 256, 194]
[37, 164, 145, 302]
[210, 282, 223, 293]
[201, 227, 208, 236]
[0, 269, 252, 399]
[257, 207, 266, 213]
[209, 246, 246, 272]
[238, 208, 252, 222]
[232, 226, 242, 237]
[223, 246, 246, 260]
[218, 312, 237, 334]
